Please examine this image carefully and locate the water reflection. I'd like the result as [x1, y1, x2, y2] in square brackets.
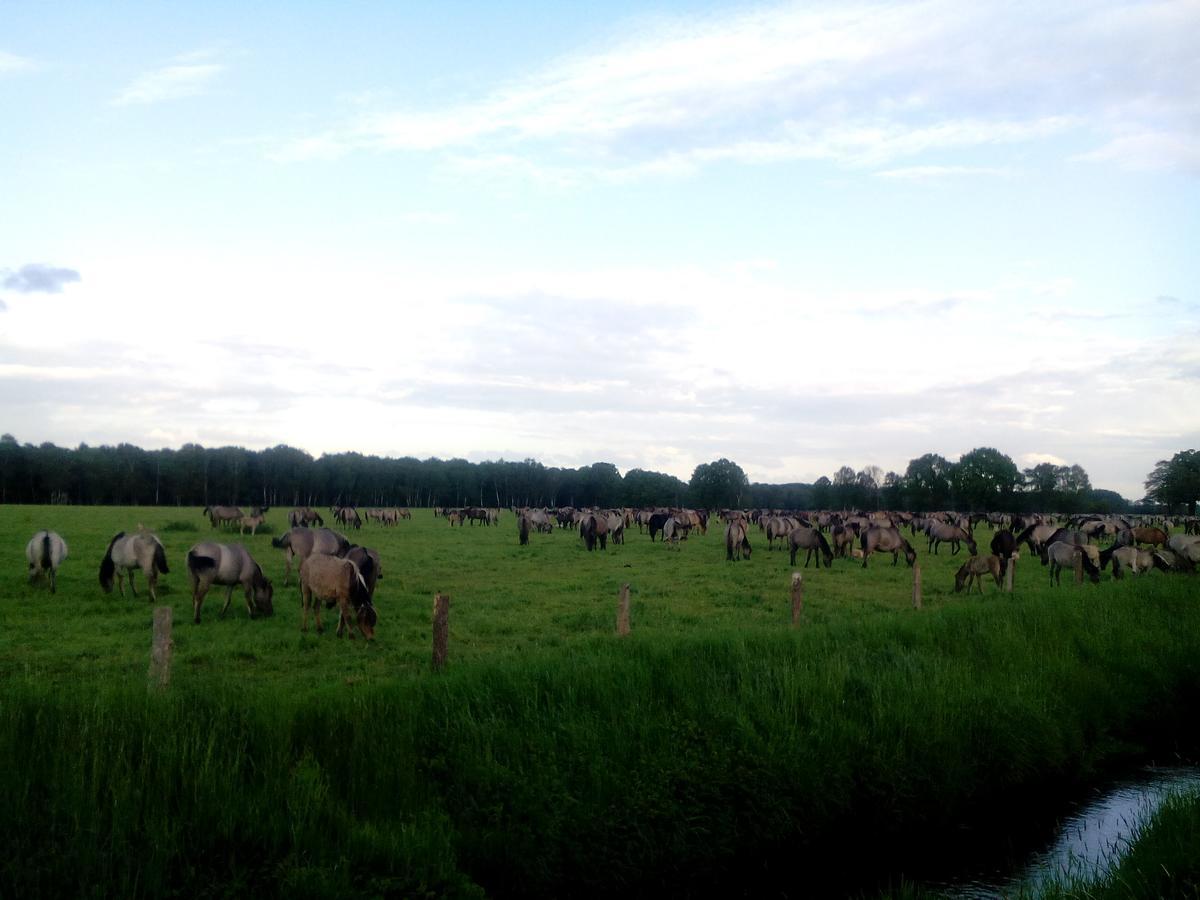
[939, 766, 1200, 898]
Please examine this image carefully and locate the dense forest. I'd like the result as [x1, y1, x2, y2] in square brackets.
[0, 434, 1178, 514]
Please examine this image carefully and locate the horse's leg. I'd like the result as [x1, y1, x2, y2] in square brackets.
[220, 585, 234, 618]
[125, 570, 135, 597]
[147, 571, 157, 603]
[193, 577, 207, 624]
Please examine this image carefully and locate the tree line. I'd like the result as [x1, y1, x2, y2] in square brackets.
[0, 434, 1179, 514]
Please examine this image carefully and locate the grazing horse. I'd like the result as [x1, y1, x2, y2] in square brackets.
[1167, 534, 1200, 571]
[953, 555, 1002, 593]
[1046, 541, 1100, 586]
[861, 526, 917, 568]
[333, 506, 362, 530]
[1116, 526, 1169, 549]
[1037, 529, 1089, 565]
[1014, 523, 1061, 558]
[661, 516, 687, 548]
[990, 530, 1017, 578]
[186, 542, 274, 623]
[288, 507, 324, 528]
[99, 530, 169, 601]
[579, 512, 610, 551]
[1101, 544, 1157, 578]
[203, 506, 244, 529]
[272, 527, 351, 586]
[345, 546, 382, 600]
[648, 512, 672, 542]
[926, 522, 977, 556]
[26, 530, 68, 593]
[299, 554, 376, 640]
[788, 527, 832, 568]
[725, 521, 752, 561]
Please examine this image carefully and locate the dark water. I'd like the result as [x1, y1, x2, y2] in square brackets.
[932, 765, 1200, 897]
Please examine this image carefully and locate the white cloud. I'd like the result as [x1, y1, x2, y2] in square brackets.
[0, 51, 34, 74]
[874, 165, 1014, 180]
[274, 0, 1199, 180]
[113, 55, 226, 106]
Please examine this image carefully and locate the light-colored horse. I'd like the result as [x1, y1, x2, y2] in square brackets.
[1046, 541, 1100, 586]
[788, 527, 832, 568]
[725, 521, 751, 561]
[271, 526, 351, 585]
[239, 513, 267, 535]
[861, 526, 917, 568]
[186, 542, 274, 623]
[203, 506, 244, 529]
[99, 530, 169, 601]
[26, 530, 68, 593]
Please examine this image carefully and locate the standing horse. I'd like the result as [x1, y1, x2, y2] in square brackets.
[186, 542, 274, 623]
[99, 530, 169, 601]
[203, 506, 244, 529]
[26, 530, 68, 593]
[990, 530, 1017, 578]
[272, 527, 351, 586]
[861, 526, 917, 568]
[953, 555, 1002, 593]
[926, 522, 977, 556]
[579, 512, 610, 551]
[725, 521, 752, 561]
[788, 527, 832, 568]
[288, 507, 324, 528]
[1046, 541, 1101, 586]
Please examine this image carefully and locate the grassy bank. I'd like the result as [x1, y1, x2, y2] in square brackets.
[3, 568, 1199, 896]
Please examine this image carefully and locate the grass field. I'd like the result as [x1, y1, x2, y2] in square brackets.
[2, 506, 1199, 897]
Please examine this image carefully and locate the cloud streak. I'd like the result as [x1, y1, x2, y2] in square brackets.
[275, 0, 1199, 181]
[113, 54, 225, 105]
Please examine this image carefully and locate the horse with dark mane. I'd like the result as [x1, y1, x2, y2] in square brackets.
[100, 530, 169, 602]
[26, 530, 68, 593]
[725, 520, 752, 561]
[990, 529, 1017, 578]
[186, 542, 274, 623]
[861, 526, 917, 568]
[789, 527, 832, 568]
[648, 512, 672, 542]
[579, 512, 610, 551]
[272, 527, 351, 585]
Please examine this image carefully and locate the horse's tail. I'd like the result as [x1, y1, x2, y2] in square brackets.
[99, 531, 124, 592]
[152, 541, 169, 574]
[519, 516, 530, 546]
[187, 550, 217, 574]
[817, 530, 833, 560]
[1098, 543, 1117, 570]
[40, 532, 52, 571]
[726, 528, 734, 561]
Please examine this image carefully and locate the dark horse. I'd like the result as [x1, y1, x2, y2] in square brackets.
[990, 529, 1017, 578]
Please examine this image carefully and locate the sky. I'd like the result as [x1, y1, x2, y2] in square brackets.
[1, 0, 1197, 501]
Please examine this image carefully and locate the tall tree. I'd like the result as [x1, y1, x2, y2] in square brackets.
[1144, 450, 1200, 514]
[953, 447, 1022, 511]
[688, 459, 749, 509]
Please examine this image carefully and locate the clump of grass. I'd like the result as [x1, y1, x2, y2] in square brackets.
[160, 520, 198, 533]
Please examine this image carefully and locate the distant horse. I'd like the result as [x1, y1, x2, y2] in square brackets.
[272, 527, 351, 585]
[861, 526, 917, 568]
[953, 555, 1002, 593]
[648, 512, 672, 542]
[831, 523, 858, 559]
[1115, 526, 1169, 549]
[288, 507, 324, 528]
[518, 514, 531, 545]
[239, 513, 267, 535]
[186, 542, 274, 623]
[1046, 541, 1100, 586]
[788, 527, 832, 568]
[725, 521, 752, 561]
[579, 512, 610, 551]
[26, 530, 68, 593]
[926, 522, 977, 556]
[203, 506, 243, 529]
[99, 530, 169, 601]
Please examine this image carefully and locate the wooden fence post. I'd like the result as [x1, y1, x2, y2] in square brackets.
[1006, 553, 1016, 593]
[1074, 552, 1084, 585]
[432, 593, 450, 671]
[148, 606, 173, 690]
[912, 563, 922, 609]
[790, 572, 804, 626]
[617, 583, 631, 636]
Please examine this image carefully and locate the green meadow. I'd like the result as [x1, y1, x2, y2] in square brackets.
[1, 505, 1198, 897]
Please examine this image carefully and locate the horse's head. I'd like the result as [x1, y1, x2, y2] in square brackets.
[954, 569, 968, 593]
[357, 603, 377, 640]
[253, 579, 274, 617]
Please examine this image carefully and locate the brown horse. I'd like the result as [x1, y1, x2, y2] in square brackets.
[272, 527, 351, 585]
[788, 527, 832, 568]
[861, 526, 917, 568]
[725, 521, 752, 561]
[953, 555, 1002, 593]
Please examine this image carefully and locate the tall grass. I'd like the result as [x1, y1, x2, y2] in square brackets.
[3, 575, 1199, 897]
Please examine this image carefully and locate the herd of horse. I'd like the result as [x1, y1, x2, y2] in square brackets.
[20, 507, 1200, 637]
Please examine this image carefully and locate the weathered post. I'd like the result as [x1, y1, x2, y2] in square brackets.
[790, 572, 804, 626]
[1005, 553, 1017, 593]
[1074, 551, 1084, 585]
[149, 606, 173, 690]
[432, 593, 450, 671]
[617, 583, 631, 636]
[912, 563, 923, 609]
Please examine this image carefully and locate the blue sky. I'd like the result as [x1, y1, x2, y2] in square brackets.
[2, 0, 1197, 500]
